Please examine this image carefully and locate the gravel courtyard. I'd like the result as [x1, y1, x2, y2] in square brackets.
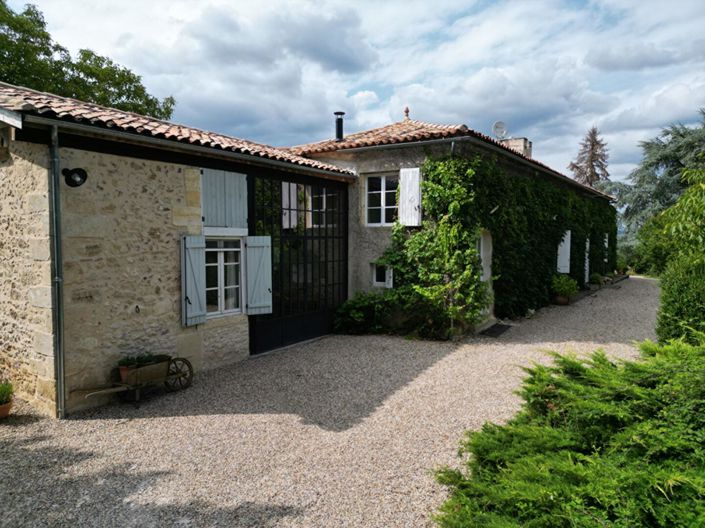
[1, 277, 659, 528]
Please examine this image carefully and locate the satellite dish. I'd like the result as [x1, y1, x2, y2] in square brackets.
[492, 121, 508, 139]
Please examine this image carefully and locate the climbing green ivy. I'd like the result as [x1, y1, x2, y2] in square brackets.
[387, 154, 617, 320]
[334, 154, 617, 337]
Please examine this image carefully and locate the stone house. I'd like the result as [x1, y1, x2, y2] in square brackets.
[290, 111, 613, 320]
[0, 83, 353, 416]
[0, 82, 614, 418]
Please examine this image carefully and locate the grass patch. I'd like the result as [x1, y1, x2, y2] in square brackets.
[436, 338, 705, 527]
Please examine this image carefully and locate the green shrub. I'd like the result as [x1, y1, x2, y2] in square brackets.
[551, 274, 578, 297]
[334, 286, 453, 340]
[657, 255, 705, 343]
[589, 272, 603, 285]
[436, 338, 705, 527]
[0, 381, 13, 405]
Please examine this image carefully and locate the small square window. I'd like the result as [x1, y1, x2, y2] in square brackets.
[371, 264, 393, 288]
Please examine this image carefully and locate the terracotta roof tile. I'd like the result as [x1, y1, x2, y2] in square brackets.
[290, 117, 611, 198]
[0, 82, 352, 177]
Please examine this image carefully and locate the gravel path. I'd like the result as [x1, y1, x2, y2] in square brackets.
[0, 277, 659, 527]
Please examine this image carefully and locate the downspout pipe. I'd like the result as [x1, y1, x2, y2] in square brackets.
[49, 125, 66, 418]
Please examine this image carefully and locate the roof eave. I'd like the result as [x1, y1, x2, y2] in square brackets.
[22, 114, 355, 181]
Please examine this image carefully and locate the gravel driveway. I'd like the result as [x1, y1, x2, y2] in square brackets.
[0, 277, 659, 527]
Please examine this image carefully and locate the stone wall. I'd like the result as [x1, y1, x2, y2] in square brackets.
[0, 140, 56, 415]
[59, 147, 249, 412]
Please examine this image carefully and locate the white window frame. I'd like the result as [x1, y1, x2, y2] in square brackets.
[310, 187, 337, 228]
[205, 238, 244, 318]
[366, 174, 399, 226]
[371, 264, 393, 288]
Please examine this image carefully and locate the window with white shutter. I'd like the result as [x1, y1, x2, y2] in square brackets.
[245, 236, 273, 315]
[181, 235, 207, 326]
[202, 168, 248, 236]
[399, 167, 422, 226]
[557, 230, 571, 273]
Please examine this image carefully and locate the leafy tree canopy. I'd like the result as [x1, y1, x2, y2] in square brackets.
[0, 1, 174, 119]
[568, 126, 609, 186]
[599, 111, 705, 234]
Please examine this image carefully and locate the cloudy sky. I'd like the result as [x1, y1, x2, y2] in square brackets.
[9, 0, 705, 180]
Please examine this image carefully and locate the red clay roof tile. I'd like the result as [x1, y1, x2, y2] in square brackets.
[0, 82, 352, 177]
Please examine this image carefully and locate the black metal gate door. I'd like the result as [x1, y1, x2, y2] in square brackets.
[248, 174, 348, 354]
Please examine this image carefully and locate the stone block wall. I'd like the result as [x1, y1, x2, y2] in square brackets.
[58, 148, 249, 412]
[0, 140, 56, 415]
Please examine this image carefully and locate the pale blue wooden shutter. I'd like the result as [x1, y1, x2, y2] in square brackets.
[557, 230, 571, 273]
[225, 172, 247, 229]
[584, 237, 590, 283]
[202, 169, 226, 226]
[181, 235, 207, 326]
[399, 167, 422, 226]
[246, 236, 273, 315]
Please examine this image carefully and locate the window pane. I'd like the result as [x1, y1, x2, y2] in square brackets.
[222, 240, 240, 249]
[206, 265, 218, 288]
[385, 208, 398, 223]
[368, 208, 381, 224]
[375, 265, 386, 283]
[206, 240, 218, 249]
[224, 287, 239, 310]
[206, 251, 218, 264]
[224, 263, 240, 287]
[368, 177, 381, 192]
[385, 190, 397, 206]
[206, 290, 218, 313]
[368, 192, 381, 207]
[385, 177, 399, 191]
[224, 250, 239, 263]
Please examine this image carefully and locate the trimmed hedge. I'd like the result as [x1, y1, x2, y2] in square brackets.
[436, 339, 705, 527]
[657, 256, 705, 343]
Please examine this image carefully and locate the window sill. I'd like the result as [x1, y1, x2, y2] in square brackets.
[206, 311, 244, 321]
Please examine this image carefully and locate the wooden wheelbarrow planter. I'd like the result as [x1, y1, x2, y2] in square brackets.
[78, 356, 193, 404]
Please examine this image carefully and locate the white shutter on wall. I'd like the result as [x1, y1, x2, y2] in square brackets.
[181, 235, 207, 326]
[584, 237, 590, 284]
[557, 230, 571, 273]
[246, 236, 273, 315]
[202, 168, 248, 233]
[399, 167, 422, 226]
[385, 267, 394, 288]
[604, 233, 609, 263]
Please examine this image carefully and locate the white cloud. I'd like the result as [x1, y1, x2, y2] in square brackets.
[7, 0, 705, 181]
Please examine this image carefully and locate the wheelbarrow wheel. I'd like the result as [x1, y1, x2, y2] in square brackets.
[164, 357, 193, 392]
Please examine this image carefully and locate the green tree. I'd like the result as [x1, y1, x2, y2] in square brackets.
[568, 126, 609, 186]
[600, 112, 705, 234]
[0, 1, 174, 119]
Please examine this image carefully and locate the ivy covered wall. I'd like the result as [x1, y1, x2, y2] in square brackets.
[436, 153, 617, 318]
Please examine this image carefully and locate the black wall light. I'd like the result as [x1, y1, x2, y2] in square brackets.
[62, 168, 88, 187]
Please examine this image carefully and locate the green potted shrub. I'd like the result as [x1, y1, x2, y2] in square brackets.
[117, 353, 171, 384]
[589, 272, 603, 289]
[0, 381, 13, 419]
[552, 274, 579, 305]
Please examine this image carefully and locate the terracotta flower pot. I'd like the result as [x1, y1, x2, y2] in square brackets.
[0, 400, 12, 419]
[119, 366, 132, 384]
[554, 295, 570, 305]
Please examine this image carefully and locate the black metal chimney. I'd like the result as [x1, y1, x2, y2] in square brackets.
[334, 111, 345, 141]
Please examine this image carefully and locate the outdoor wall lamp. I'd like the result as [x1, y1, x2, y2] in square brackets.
[62, 167, 88, 187]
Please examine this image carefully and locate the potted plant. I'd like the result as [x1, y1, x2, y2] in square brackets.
[117, 353, 171, 384]
[0, 381, 13, 419]
[552, 274, 579, 305]
[589, 272, 603, 290]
